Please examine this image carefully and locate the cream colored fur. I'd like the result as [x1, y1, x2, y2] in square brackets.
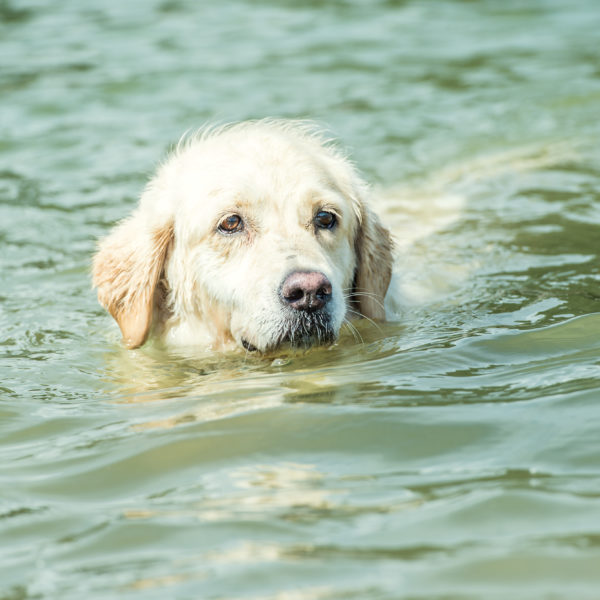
[92, 120, 393, 352]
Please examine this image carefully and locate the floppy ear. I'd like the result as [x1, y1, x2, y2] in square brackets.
[92, 209, 173, 349]
[352, 204, 394, 320]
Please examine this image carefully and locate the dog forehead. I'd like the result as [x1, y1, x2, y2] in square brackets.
[194, 138, 323, 182]
[176, 149, 336, 216]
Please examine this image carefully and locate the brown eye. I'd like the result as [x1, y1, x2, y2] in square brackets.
[218, 214, 243, 234]
[314, 210, 336, 230]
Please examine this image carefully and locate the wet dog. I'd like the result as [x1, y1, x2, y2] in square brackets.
[93, 120, 393, 352]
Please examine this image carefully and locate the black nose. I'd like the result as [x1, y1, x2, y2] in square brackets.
[280, 271, 332, 312]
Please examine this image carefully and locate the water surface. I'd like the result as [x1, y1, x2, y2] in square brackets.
[1, 0, 600, 598]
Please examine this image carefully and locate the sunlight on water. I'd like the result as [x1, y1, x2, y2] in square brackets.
[1, 0, 600, 598]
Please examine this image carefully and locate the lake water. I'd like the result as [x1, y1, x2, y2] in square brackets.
[1, 0, 600, 598]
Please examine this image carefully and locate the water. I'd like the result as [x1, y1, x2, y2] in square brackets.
[1, 0, 600, 597]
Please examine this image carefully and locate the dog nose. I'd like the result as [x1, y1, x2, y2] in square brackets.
[281, 271, 332, 312]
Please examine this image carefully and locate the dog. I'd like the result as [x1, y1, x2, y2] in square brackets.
[93, 120, 394, 353]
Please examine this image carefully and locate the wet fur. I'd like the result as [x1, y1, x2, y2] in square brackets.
[93, 120, 393, 352]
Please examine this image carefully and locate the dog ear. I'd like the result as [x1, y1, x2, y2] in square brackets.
[352, 204, 394, 320]
[92, 205, 173, 349]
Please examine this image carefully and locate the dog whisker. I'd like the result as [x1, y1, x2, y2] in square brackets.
[342, 318, 364, 345]
[344, 306, 384, 334]
[347, 292, 386, 312]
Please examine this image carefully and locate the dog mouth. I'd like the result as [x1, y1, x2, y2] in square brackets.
[241, 338, 258, 352]
[241, 311, 337, 353]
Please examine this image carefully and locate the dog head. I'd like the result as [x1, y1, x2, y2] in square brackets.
[93, 120, 393, 352]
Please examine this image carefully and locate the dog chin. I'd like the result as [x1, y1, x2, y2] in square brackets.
[240, 311, 338, 354]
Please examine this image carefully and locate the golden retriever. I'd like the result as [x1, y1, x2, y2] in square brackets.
[93, 120, 393, 353]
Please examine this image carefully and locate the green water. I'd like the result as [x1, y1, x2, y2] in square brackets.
[2, 0, 600, 598]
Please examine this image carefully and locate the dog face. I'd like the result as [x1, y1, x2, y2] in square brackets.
[93, 121, 393, 352]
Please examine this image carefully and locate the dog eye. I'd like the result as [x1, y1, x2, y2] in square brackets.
[314, 210, 336, 230]
[218, 214, 243, 234]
